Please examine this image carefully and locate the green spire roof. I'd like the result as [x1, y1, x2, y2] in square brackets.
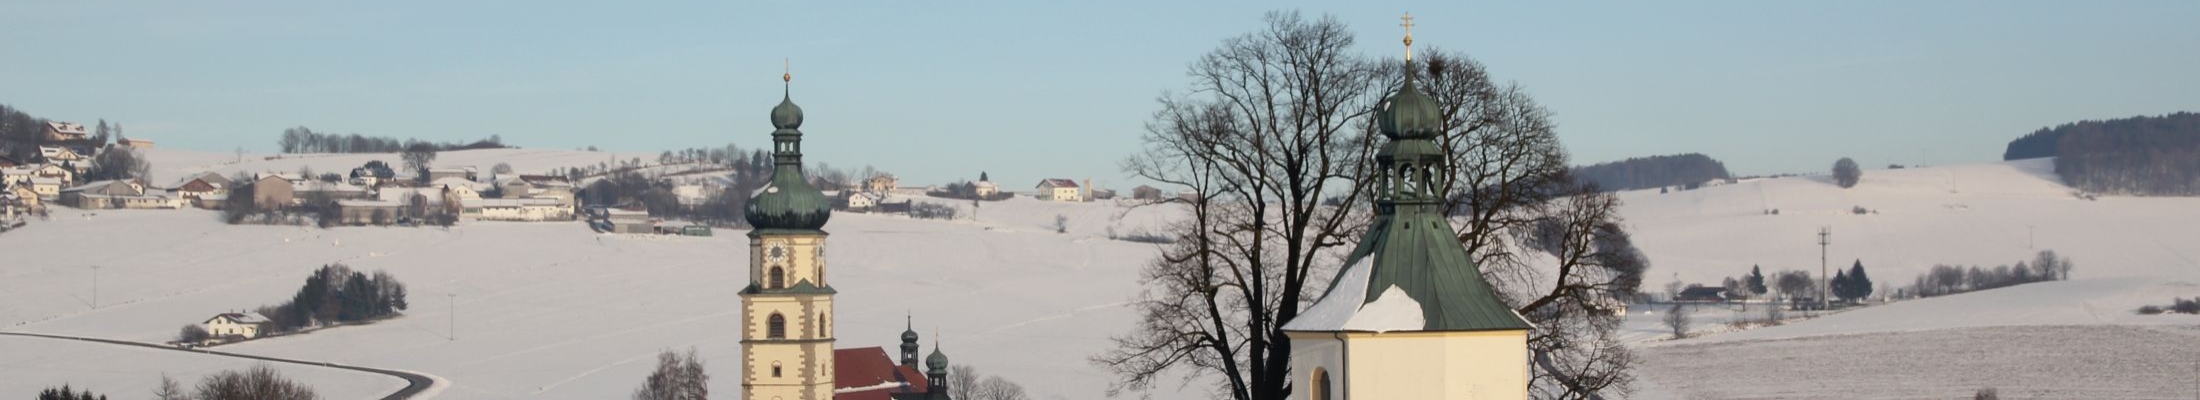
[1281, 33, 1530, 333]
[925, 341, 949, 373]
[745, 79, 831, 231]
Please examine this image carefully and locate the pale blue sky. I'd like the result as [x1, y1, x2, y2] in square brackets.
[5, 1, 2197, 186]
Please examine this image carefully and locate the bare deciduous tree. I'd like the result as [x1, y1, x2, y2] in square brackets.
[193, 364, 320, 400]
[631, 348, 707, 400]
[1094, 10, 1382, 400]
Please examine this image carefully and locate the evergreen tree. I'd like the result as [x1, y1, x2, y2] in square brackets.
[1747, 265, 1768, 296]
[1831, 270, 1852, 303]
[1846, 260, 1874, 301]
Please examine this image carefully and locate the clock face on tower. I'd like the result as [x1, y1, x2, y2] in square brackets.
[766, 241, 790, 263]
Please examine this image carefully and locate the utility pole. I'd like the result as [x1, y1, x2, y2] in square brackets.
[2028, 225, 2036, 249]
[448, 293, 457, 341]
[1818, 227, 1831, 311]
[90, 265, 100, 309]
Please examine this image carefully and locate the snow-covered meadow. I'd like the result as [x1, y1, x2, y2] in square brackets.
[6, 148, 2199, 399]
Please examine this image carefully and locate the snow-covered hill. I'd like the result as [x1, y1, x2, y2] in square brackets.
[1621, 158, 2200, 286]
[1620, 158, 2200, 399]
[3, 149, 1193, 399]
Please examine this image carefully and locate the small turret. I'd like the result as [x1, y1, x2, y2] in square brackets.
[900, 315, 921, 368]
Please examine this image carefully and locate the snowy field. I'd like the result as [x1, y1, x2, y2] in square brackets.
[0, 335, 406, 399]
[1639, 325, 2200, 399]
[4, 148, 1194, 399]
[1621, 159, 2200, 399]
[8, 149, 2200, 399]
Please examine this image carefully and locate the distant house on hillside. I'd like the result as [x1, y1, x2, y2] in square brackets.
[842, 191, 882, 211]
[427, 167, 477, 182]
[116, 137, 154, 149]
[60, 180, 179, 209]
[38, 146, 86, 166]
[43, 122, 89, 142]
[1036, 179, 1081, 202]
[337, 200, 402, 225]
[477, 198, 569, 221]
[294, 180, 372, 202]
[864, 174, 899, 193]
[250, 174, 295, 210]
[605, 208, 653, 233]
[973, 179, 999, 197]
[1676, 286, 1728, 302]
[1091, 188, 1116, 200]
[203, 312, 269, 339]
[167, 173, 231, 209]
[1132, 185, 1161, 201]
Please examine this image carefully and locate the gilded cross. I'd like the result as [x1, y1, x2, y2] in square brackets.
[1400, 13, 1416, 61]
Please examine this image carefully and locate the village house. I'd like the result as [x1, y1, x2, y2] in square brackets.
[512, 175, 578, 208]
[60, 180, 180, 209]
[116, 137, 155, 149]
[477, 198, 570, 221]
[43, 122, 89, 142]
[841, 191, 885, 211]
[973, 179, 999, 197]
[203, 312, 270, 339]
[1091, 188, 1116, 200]
[426, 166, 478, 182]
[39, 146, 86, 165]
[1132, 185, 1161, 200]
[7, 163, 75, 187]
[864, 173, 899, 193]
[167, 172, 231, 208]
[6, 184, 40, 212]
[605, 208, 654, 233]
[249, 174, 296, 210]
[336, 199, 403, 225]
[293, 180, 373, 202]
[1035, 178, 1081, 202]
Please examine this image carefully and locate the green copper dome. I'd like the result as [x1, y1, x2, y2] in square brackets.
[771, 92, 803, 130]
[1376, 65, 1442, 140]
[744, 85, 831, 231]
[925, 346, 949, 372]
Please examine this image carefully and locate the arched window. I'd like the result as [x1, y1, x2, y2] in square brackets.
[769, 267, 785, 289]
[818, 312, 828, 337]
[768, 313, 786, 339]
[1311, 368, 1332, 400]
[772, 361, 783, 378]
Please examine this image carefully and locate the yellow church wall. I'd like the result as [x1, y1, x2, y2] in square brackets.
[742, 232, 837, 400]
[1285, 329, 1529, 400]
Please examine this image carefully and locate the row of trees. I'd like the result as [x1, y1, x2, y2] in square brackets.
[1095, 11, 1647, 399]
[2050, 113, 2200, 195]
[41, 365, 320, 400]
[1907, 250, 2073, 298]
[2002, 112, 2200, 161]
[275, 126, 507, 154]
[1571, 153, 1732, 192]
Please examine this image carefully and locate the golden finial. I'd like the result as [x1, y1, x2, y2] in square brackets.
[1400, 12, 1416, 62]
[782, 58, 792, 83]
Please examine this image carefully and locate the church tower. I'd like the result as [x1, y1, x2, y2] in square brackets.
[742, 67, 838, 400]
[1280, 14, 1532, 400]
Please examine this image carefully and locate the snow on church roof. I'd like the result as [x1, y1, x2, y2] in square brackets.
[1284, 257, 1429, 332]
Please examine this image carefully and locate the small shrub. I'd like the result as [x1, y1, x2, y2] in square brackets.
[2174, 297, 2200, 314]
[908, 203, 957, 220]
[2137, 305, 2165, 315]
[1973, 387, 1998, 400]
[1851, 206, 1869, 215]
[178, 324, 211, 343]
[1054, 214, 1068, 234]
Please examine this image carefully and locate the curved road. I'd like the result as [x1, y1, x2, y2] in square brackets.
[0, 331, 440, 399]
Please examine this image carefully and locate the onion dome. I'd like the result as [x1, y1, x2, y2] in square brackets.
[925, 346, 949, 373]
[901, 317, 920, 343]
[744, 72, 832, 231]
[1376, 71, 1441, 140]
[771, 93, 803, 130]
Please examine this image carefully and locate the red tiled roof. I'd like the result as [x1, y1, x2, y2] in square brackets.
[834, 347, 929, 400]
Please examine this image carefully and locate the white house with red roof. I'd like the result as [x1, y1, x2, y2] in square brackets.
[1035, 178, 1081, 202]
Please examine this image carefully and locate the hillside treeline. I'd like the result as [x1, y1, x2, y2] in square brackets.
[1571, 153, 1732, 191]
[2005, 112, 2200, 195]
[0, 104, 99, 161]
[277, 126, 509, 154]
